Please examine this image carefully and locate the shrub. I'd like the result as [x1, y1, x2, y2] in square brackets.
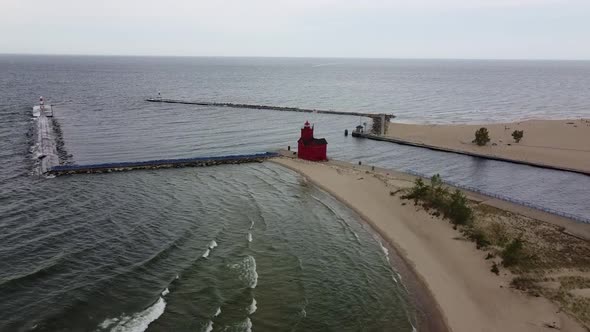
[501, 238, 525, 267]
[473, 127, 491, 146]
[487, 222, 510, 246]
[511, 130, 524, 143]
[491, 262, 500, 275]
[402, 174, 473, 226]
[467, 227, 490, 249]
[445, 189, 473, 225]
[401, 178, 429, 203]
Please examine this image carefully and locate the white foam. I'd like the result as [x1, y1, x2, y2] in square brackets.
[175, 274, 179, 280]
[379, 241, 390, 261]
[249, 220, 255, 229]
[208, 240, 218, 249]
[202, 249, 210, 258]
[242, 317, 253, 332]
[247, 233, 252, 242]
[230, 255, 258, 288]
[98, 297, 166, 332]
[203, 320, 213, 332]
[214, 307, 221, 317]
[161, 288, 169, 296]
[247, 298, 257, 315]
[99, 317, 119, 329]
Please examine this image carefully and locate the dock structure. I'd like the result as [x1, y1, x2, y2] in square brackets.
[36, 113, 60, 174]
[146, 98, 395, 135]
[47, 152, 279, 176]
[351, 132, 590, 177]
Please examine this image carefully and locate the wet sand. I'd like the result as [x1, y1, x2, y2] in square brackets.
[271, 155, 587, 332]
[386, 119, 590, 175]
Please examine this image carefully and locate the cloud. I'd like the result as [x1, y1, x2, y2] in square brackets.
[1, 0, 588, 58]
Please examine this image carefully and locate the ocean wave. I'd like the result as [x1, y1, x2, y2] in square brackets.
[202, 249, 210, 258]
[247, 232, 252, 242]
[203, 320, 213, 332]
[379, 241, 390, 262]
[229, 255, 258, 289]
[0, 253, 66, 288]
[242, 318, 253, 332]
[247, 298, 257, 315]
[208, 240, 218, 249]
[97, 296, 166, 332]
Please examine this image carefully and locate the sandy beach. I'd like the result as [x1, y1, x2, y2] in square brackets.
[272, 154, 589, 332]
[385, 119, 590, 174]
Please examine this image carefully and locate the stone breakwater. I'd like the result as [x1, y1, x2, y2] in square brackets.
[47, 152, 279, 176]
[146, 98, 394, 134]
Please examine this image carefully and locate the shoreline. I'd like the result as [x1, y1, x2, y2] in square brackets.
[382, 119, 590, 176]
[271, 154, 589, 331]
[274, 158, 450, 332]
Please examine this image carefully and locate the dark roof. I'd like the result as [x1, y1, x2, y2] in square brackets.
[298, 137, 328, 146]
[356, 125, 364, 129]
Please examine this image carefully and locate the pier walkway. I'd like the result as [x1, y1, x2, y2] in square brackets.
[48, 152, 278, 176]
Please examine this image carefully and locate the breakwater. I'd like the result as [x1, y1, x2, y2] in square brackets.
[352, 132, 590, 177]
[146, 98, 394, 124]
[35, 114, 60, 174]
[48, 152, 279, 176]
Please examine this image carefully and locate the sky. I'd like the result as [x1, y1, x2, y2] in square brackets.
[1, 0, 589, 60]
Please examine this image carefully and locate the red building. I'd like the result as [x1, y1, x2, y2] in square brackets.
[297, 121, 328, 161]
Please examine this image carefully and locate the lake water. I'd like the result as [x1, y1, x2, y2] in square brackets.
[1, 55, 589, 331]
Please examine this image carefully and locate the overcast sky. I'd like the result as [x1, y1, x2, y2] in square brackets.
[1, 0, 589, 59]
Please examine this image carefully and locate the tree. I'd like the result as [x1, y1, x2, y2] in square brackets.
[512, 130, 524, 143]
[473, 127, 491, 146]
[446, 189, 473, 225]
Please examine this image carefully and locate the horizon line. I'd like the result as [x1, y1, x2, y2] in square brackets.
[1, 52, 589, 62]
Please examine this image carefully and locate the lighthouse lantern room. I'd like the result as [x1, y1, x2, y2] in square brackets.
[297, 121, 328, 161]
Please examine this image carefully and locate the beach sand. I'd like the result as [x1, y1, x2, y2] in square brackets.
[386, 119, 590, 174]
[272, 155, 588, 332]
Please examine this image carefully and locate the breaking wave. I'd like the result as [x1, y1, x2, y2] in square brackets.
[247, 298, 257, 315]
[97, 297, 166, 332]
[230, 255, 258, 289]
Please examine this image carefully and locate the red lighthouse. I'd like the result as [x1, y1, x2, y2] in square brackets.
[297, 121, 328, 161]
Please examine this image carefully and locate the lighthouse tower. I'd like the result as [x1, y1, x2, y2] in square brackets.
[297, 121, 328, 161]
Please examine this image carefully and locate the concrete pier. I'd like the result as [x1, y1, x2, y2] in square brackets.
[352, 132, 590, 176]
[36, 114, 60, 174]
[47, 152, 279, 176]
